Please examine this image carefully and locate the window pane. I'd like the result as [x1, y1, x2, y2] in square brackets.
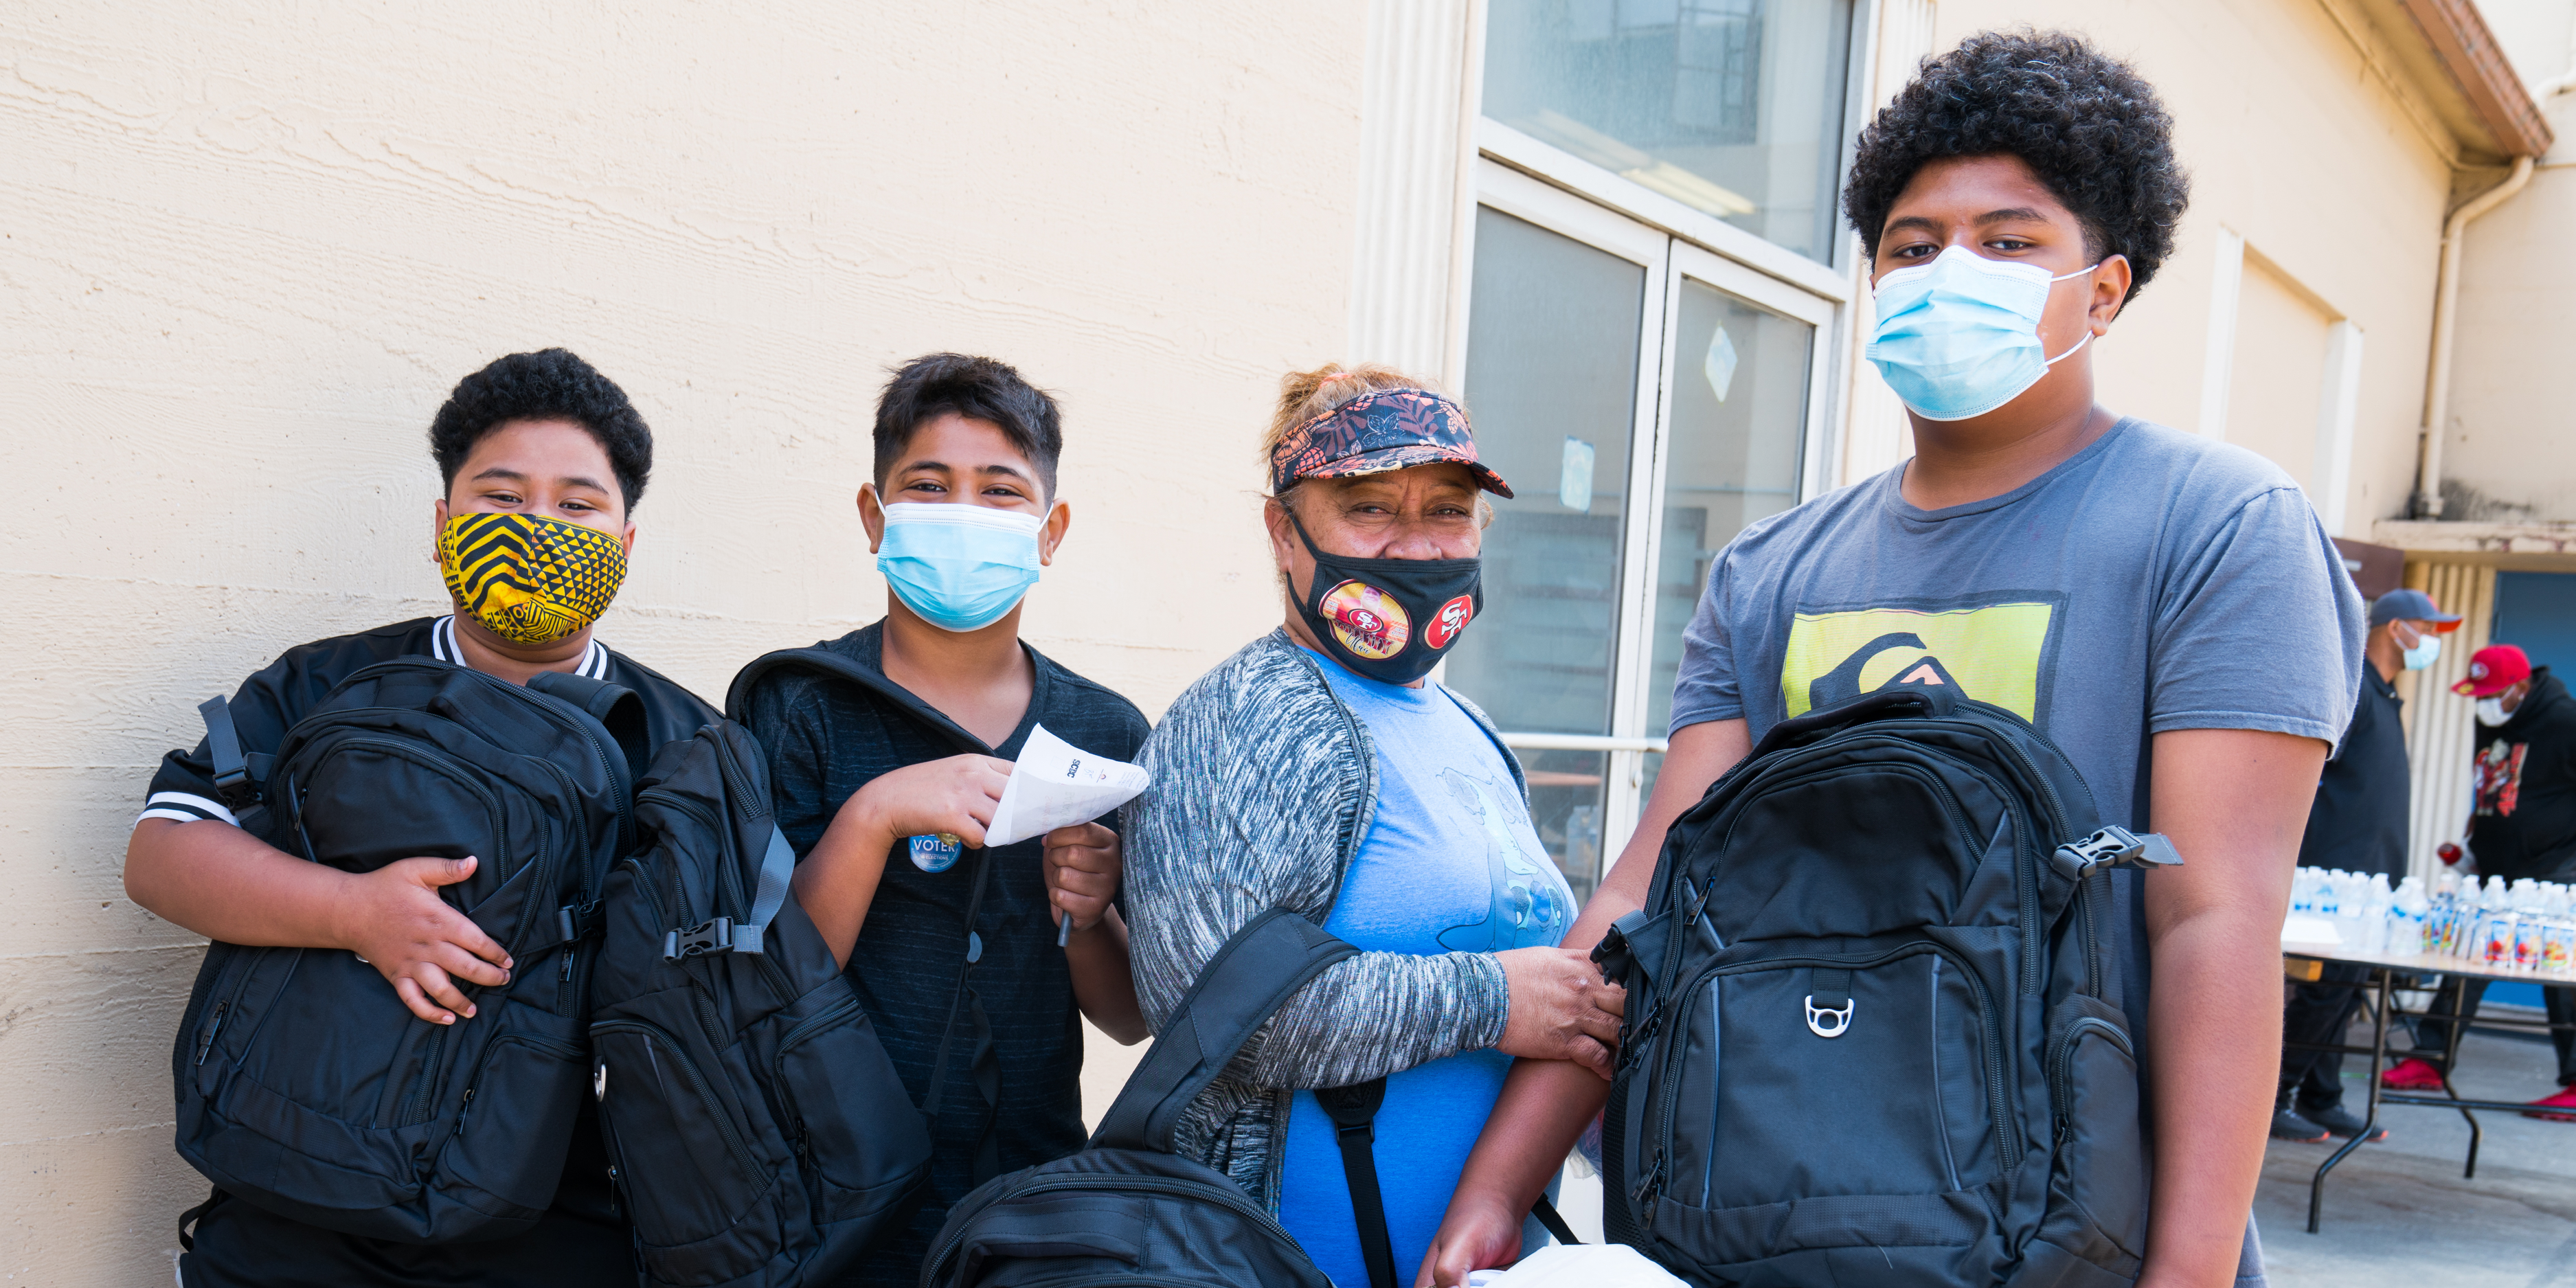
[1484, 0, 1856, 262]
[1642, 275, 1811, 802]
[1447, 206, 1646, 899]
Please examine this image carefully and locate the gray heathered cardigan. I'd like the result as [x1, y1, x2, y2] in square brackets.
[1122, 629, 1519, 1210]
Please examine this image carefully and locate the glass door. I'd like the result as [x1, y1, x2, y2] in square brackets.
[1448, 164, 1830, 902]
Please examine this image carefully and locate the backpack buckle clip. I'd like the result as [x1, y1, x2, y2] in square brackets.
[1803, 994, 1854, 1038]
[2055, 825, 2184, 874]
[664, 916, 737, 960]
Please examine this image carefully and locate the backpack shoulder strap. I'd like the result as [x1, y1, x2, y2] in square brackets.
[725, 646, 989, 756]
[1090, 907, 1359, 1153]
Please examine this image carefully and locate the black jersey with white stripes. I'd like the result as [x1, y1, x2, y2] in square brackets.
[140, 615, 714, 828]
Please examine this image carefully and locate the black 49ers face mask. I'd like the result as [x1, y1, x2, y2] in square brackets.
[1287, 511, 1482, 686]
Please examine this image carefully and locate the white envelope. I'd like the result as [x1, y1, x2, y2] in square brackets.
[1465, 1245, 1687, 1287]
[984, 723, 1152, 848]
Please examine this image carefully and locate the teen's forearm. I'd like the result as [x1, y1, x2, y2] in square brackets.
[2136, 727, 2318, 1287]
[791, 806, 895, 970]
[1067, 906, 1146, 1043]
[2139, 904, 2279, 1284]
[125, 817, 354, 948]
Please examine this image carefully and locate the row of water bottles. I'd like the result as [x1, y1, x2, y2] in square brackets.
[2294, 867, 2576, 973]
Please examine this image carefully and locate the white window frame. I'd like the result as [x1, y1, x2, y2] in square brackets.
[1465, 159, 1840, 868]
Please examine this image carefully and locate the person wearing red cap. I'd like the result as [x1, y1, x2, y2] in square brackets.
[2273, 589, 2461, 1144]
[2382, 642, 2576, 1117]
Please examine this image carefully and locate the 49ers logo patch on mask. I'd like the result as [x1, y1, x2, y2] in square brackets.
[1423, 594, 1474, 651]
[1318, 580, 1411, 661]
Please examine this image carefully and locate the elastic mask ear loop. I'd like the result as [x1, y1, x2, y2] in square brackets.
[2040, 261, 2103, 366]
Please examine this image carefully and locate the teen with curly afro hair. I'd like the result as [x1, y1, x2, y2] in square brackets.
[1844, 28, 2187, 302]
[1419, 31, 2360, 1288]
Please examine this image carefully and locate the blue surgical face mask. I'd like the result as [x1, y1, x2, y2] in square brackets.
[1866, 245, 2099, 422]
[875, 501, 1046, 633]
[2400, 627, 2442, 672]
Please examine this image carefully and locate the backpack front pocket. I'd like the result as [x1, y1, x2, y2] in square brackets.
[771, 994, 931, 1226]
[435, 1003, 589, 1215]
[1651, 942, 2015, 1266]
[2038, 995, 2149, 1269]
[591, 1017, 778, 1256]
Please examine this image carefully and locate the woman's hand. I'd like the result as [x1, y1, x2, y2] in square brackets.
[332, 855, 513, 1025]
[835, 754, 1015, 848]
[1414, 1188, 1526, 1287]
[1042, 822, 1120, 934]
[1493, 946, 1624, 1076]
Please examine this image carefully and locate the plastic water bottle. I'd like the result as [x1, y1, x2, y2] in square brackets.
[2432, 870, 2465, 956]
[2514, 881, 2548, 972]
[2395, 876, 2430, 956]
[2481, 879, 2516, 969]
[2546, 885, 2576, 975]
[2292, 869, 2317, 916]
[2357, 874, 2394, 954]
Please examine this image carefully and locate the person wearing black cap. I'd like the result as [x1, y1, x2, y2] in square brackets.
[2273, 589, 2460, 1143]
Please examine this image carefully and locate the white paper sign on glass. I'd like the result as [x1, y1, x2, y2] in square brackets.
[984, 723, 1153, 848]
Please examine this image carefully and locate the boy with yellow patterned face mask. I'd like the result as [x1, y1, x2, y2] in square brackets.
[127, 349, 716, 1288]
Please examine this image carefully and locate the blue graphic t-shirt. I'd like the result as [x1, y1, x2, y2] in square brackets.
[1278, 648, 1575, 1286]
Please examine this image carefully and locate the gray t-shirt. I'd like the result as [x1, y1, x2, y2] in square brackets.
[1671, 418, 2358, 1283]
[1674, 416, 2362, 804]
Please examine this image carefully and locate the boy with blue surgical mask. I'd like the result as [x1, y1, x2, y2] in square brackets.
[1425, 32, 2363, 1288]
[734, 352, 1150, 1287]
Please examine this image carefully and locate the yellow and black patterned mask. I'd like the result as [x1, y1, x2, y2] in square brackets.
[438, 512, 628, 646]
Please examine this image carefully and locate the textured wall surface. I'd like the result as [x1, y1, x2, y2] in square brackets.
[0, 2, 1364, 1278]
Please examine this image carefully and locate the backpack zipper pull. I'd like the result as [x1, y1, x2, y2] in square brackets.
[453, 1087, 476, 1136]
[1630, 1146, 1667, 1211]
[193, 1002, 229, 1066]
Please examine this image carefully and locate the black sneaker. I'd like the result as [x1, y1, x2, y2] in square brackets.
[2298, 1102, 2389, 1142]
[2270, 1107, 2330, 1142]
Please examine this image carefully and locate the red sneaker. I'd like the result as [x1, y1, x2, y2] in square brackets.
[2381, 1057, 2445, 1092]
[2522, 1087, 2576, 1122]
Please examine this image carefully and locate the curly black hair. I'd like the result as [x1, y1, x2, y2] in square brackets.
[874, 352, 1064, 495]
[1844, 30, 2187, 301]
[429, 349, 652, 510]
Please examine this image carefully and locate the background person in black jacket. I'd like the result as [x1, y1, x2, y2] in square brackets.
[2383, 644, 2576, 1119]
[2273, 589, 2459, 1143]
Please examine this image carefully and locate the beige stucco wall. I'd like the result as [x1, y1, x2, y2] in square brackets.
[1, 2, 1366, 1278]
[1929, 0, 2457, 538]
[2443, 3, 2576, 522]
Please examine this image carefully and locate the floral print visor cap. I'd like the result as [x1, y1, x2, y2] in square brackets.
[1269, 387, 1514, 499]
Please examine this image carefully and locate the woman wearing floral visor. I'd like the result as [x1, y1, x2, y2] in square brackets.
[1119, 364, 1623, 1288]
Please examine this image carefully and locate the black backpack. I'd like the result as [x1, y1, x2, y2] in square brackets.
[587, 715, 934, 1287]
[919, 908, 1348, 1288]
[724, 648, 1024, 1190]
[918, 908, 1584, 1288]
[1596, 687, 2172, 1287]
[172, 659, 646, 1243]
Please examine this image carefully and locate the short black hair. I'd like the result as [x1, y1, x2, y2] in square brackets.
[429, 349, 652, 510]
[873, 353, 1064, 495]
[1844, 30, 2188, 302]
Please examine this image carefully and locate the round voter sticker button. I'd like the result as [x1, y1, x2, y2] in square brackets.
[908, 833, 962, 873]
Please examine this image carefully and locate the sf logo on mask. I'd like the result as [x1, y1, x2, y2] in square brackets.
[1424, 594, 1475, 651]
[1320, 580, 1411, 661]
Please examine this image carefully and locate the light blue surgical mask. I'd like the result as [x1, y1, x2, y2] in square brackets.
[875, 501, 1045, 633]
[1867, 245, 2099, 421]
[2401, 629, 2442, 672]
